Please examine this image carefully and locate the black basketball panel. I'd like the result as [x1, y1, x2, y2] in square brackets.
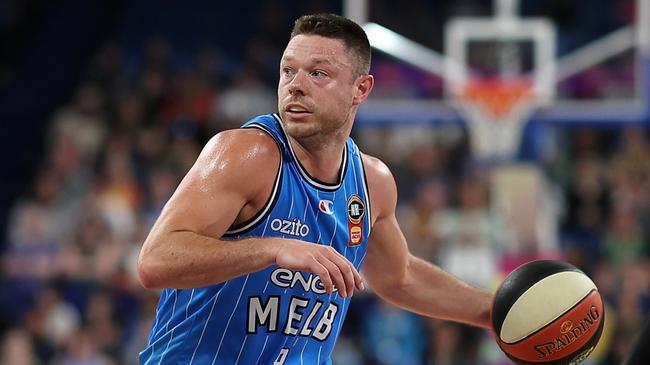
[492, 260, 583, 335]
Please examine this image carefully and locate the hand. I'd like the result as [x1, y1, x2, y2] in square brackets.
[273, 239, 364, 297]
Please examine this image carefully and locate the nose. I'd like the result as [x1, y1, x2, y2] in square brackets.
[287, 70, 306, 96]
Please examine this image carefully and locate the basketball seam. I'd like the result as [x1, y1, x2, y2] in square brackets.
[500, 288, 598, 345]
[501, 309, 605, 365]
[492, 260, 583, 335]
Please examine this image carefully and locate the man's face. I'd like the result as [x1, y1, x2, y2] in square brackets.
[277, 34, 360, 141]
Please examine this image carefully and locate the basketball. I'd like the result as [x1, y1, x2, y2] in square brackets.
[492, 260, 605, 365]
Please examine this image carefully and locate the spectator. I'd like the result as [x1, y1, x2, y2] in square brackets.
[0, 328, 38, 365]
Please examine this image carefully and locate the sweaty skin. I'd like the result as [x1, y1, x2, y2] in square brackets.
[137, 34, 492, 328]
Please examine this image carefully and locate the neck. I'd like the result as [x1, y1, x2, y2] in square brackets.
[280, 106, 357, 183]
[288, 131, 348, 184]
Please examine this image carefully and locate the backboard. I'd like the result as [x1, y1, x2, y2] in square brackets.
[346, 0, 650, 160]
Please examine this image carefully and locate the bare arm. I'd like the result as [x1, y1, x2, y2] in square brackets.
[137, 129, 362, 295]
[361, 154, 493, 329]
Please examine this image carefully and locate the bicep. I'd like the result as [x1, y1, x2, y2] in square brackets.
[151, 131, 277, 239]
[362, 212, 411, 293]
[359, 154, 411, 293]
[157, 163, 247, 238]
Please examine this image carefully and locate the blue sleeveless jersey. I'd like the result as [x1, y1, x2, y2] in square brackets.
[140, 114, 372, 364]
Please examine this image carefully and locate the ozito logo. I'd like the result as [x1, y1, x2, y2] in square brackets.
[270, 218, 310, 237]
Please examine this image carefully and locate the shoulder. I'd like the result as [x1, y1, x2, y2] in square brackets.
[361, 153, 393, 182]
[201, 128, 280, 168]
[361, 153, 398, 221]
[192, 128, 281, 191]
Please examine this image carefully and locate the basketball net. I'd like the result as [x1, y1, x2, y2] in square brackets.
[454, 78, 536, 163]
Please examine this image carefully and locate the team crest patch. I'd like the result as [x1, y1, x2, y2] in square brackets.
[347, 195, 365, 246]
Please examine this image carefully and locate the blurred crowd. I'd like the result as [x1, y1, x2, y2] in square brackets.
[1, 0, 648, 364]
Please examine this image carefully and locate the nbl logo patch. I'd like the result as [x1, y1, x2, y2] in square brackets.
[347, 195, 365, 246]
[347, 196, 365, 223]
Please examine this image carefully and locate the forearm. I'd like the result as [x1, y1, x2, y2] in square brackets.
[138, 229, 279, 289]
[376, 256, 493, 329]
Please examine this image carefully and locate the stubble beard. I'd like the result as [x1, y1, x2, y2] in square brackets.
[282, 116, 321, 140]
[284, 115, 351, 153]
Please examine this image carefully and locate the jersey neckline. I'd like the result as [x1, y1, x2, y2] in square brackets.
[272, 113, 348, 192]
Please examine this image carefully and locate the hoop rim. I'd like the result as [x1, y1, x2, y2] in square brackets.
[457, 77, 535, 121]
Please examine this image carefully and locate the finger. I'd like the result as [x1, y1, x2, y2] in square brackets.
[324, 249, 360, 297]
[318, 256, 347, 297]
[351, 263, 364, 291]
[311, 260, 335, 294]
[327, 253, 356, 297]
[345, 261, 364, 294]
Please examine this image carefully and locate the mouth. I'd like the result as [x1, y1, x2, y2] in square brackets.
[284, 104, 312, 117]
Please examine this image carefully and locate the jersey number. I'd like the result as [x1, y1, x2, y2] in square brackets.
[274, 348, 289, 364]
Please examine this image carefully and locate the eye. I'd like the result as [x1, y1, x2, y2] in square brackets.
[282, 67, 295, 77]
[310, 70, 328, 78]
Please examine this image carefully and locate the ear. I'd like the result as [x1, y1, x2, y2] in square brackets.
[352, 74, 374, 106]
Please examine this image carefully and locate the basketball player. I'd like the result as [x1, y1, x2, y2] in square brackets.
[138, 13, 493, 364]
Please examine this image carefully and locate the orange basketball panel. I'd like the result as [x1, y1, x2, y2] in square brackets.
[497, 290, 604, 363]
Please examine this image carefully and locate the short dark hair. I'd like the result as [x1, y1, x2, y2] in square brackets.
[290, 13, 371, 76]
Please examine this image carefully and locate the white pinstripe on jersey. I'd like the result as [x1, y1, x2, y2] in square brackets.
[140, 114, 372, 364]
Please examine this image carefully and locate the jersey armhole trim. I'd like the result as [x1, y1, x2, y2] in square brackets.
[359, 153, 372, 235]
[222, 123, 283, 236]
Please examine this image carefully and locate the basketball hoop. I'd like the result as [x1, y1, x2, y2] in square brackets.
[461, 78, 533, 120]
[453, 77, 537, 161]
[441, 1, 555, 162]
